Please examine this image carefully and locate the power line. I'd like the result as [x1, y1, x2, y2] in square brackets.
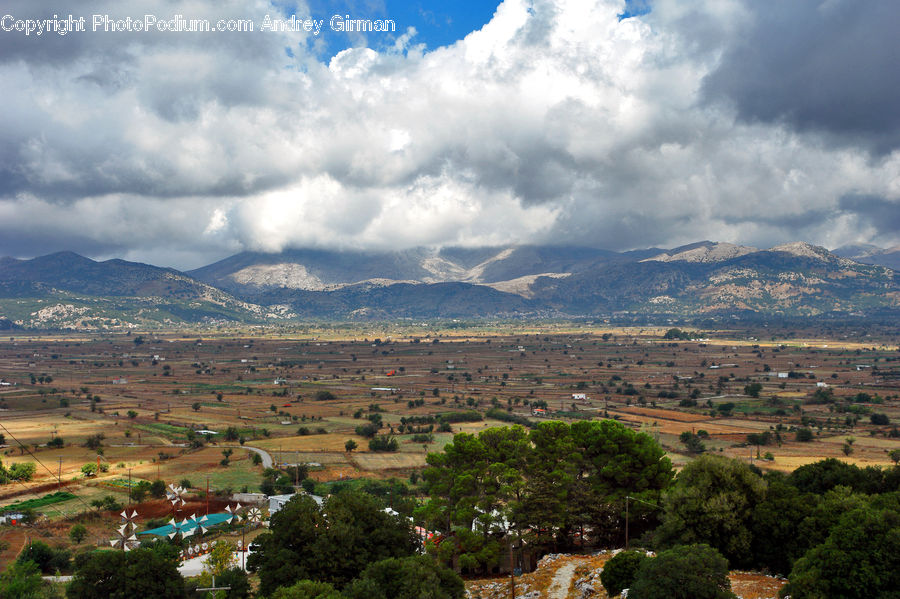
[0, 421, 97, 514]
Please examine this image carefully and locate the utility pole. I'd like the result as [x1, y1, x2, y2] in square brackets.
[509, 541, 516, 599]
[196, 576, 231, 594]
[625, 496, 629, 550]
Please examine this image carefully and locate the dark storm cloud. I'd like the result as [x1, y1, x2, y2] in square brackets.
[839, 195, 900, 236]
[701, 0, 900, 155]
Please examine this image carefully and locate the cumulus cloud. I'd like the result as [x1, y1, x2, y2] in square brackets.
[0, 0, 898, 269]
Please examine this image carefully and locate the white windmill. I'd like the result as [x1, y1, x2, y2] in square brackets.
[109, 509, 140, 551]
[166, 483, 187, 508]
[245, 506, 263, 525]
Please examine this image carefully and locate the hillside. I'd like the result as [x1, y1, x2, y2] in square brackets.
[0, 253, 272, 328]
[1, 241, 898, 326]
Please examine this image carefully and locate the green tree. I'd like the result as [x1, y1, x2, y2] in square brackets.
[601, 550, 649, 597]
[187, 567, 250, 599]
[66, 543, 186, 599]
[18, 540, 70, 574]
[419, 427, 522, 573]
[679, 431, 705, 454]
[8, 462, 36, 481]
[629, 544, 736, 599]
[889, 448, 900, 465]
[248, 492, 418, 596]
[568, 419, 673, 545]
[69, 524, 88, 544]
[0, 559, 43, 599]
[743, 382, 763, 398]
[368, 435, 399, 452]
[344, 439, 358, 453]
[204, 540, 237, 577]
[657, 455, 766, 567]
[342, 555, 465, 599]
[150, 479, 167, 498]
[269, 580, 343, 599]
[788, 458, 876, 494]
[781, 506, 900, 599]
[795, 427, 814, 442]
[749, 475, 817, 574]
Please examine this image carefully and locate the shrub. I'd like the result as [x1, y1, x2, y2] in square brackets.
[628, 544, 735, 599]
[795, 427, 814, 442]
[601, 550, 648, 596]
[368, 435, 399, 452]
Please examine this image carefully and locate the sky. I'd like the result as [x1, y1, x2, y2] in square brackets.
[1, 0, 899, 269]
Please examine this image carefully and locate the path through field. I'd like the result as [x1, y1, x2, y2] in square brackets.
[547, 559, 579, 598]
[236, 445, 273, 468]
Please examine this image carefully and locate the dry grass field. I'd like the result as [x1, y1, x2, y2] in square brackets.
[1, 323, 898, 570]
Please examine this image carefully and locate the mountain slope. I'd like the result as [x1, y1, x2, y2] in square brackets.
[537, 243, 898, 316]
[1, 242, 898, 326]
[188, 245, 617, 301]
[833, 244, 900, 271]
[0, 253, 269, 328]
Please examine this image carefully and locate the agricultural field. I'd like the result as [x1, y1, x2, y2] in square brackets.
[1, 323, 898, 570]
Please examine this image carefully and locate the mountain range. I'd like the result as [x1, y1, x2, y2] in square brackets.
[0, 241, 897, 328]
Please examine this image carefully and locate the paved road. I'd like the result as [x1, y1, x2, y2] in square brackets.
[225, 445, 273, 468]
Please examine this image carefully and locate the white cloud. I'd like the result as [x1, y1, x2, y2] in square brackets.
[1, 0, 899, 269]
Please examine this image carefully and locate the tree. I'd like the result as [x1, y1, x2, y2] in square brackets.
[130, 480, 152, 503]
[248, 492, 418, 596]
[795, 427, 814, 442]
[743, 382, 763, 398]
[70, 524, 88, 544]
[679, 431, 706, 454]
[188, 567, 250, 599]
[780, 506, 900, 599]
[788, 458, 876, 494]
[204, 540, 237, 577]
[1, 461, 36, 482]
[629, 544, 736, 599]
[749, 475, 817, 574]
[83, 434, 104, 450]
[601, 550, 649, 597]
[889, 448, 900, 465]
[841, 440, 854, 456]
[150, 479, 167, 498]
[269, 580, 343, 599]
[657, 455, 766, 567]
[344, 439, 358, 453]
[17, 541, 70, 574]
[368, 435, 399, 452]
[0, 559, 43, 599]
[870, 413, 890, 425]
[342, 555, 465, 599]
[67, 543, 186, 599]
